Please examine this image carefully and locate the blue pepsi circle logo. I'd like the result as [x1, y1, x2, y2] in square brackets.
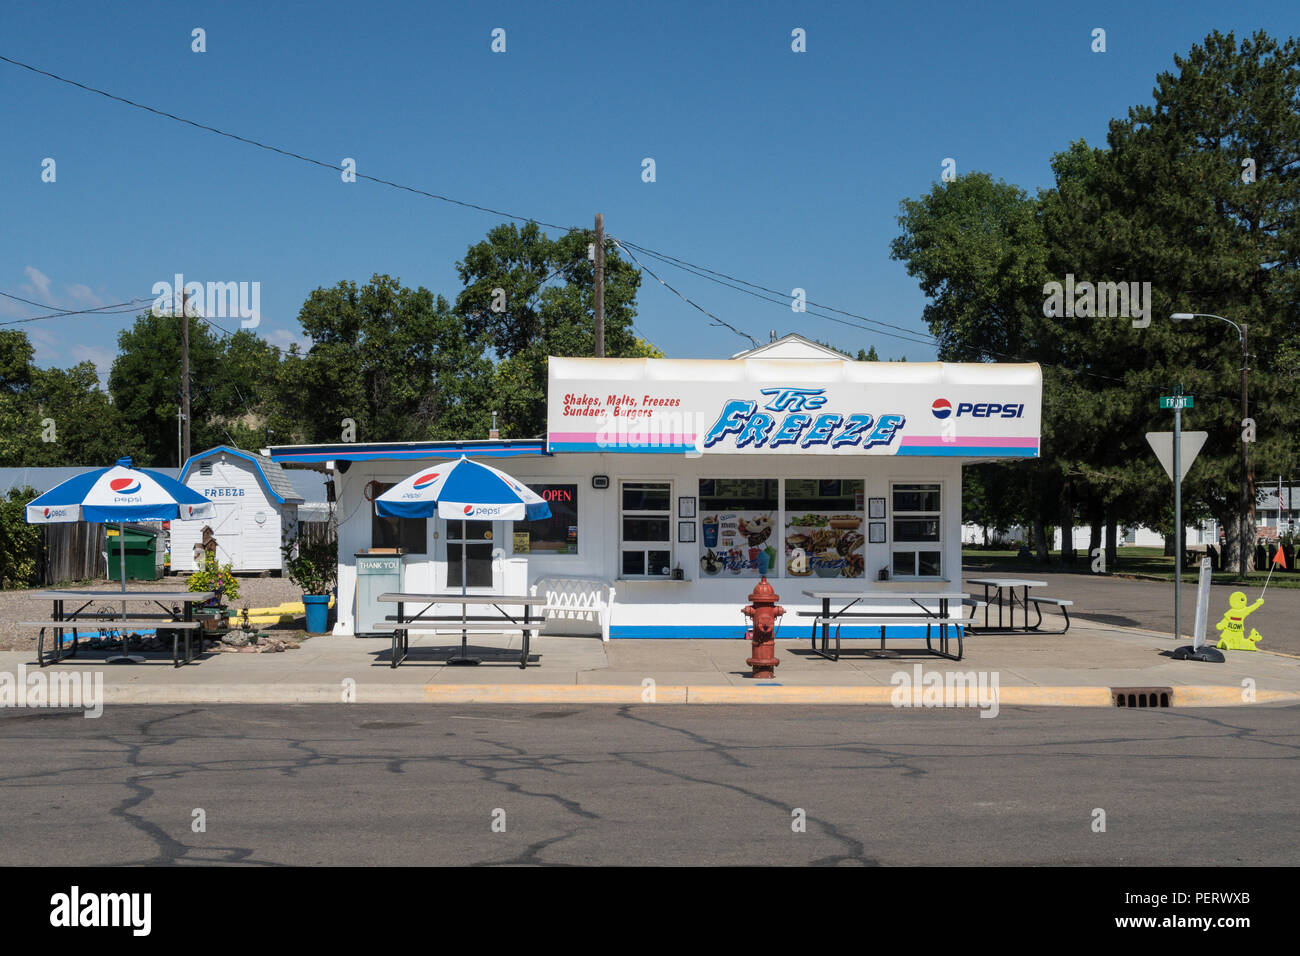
[110, 477, 142, 493]
[931, 398, 952, 420]
[413, 472, 440, 490]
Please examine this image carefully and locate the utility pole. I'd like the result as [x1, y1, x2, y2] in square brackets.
[593, 212, 605, 357]
[181, 287, 191, 463]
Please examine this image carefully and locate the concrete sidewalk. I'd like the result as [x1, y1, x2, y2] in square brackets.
[2, 622, 1298, 707]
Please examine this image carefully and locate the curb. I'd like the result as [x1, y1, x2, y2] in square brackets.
[91, 683, 1300, 707]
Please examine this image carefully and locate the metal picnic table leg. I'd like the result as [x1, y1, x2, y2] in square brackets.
[822, 598, 831, 657]
[392, 601, 404, 667]
[520, 607, 530, 669]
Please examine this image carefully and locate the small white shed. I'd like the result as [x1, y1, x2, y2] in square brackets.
[171, 446, 304, 573]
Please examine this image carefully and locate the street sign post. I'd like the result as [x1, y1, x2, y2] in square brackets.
[1146, 388, 1209, 649]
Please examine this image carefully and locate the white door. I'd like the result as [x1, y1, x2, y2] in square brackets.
[209, 504, 241, 568]
[439, 518, 503, 593]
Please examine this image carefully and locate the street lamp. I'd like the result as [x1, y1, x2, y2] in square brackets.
[1171, 312, 1251, 578]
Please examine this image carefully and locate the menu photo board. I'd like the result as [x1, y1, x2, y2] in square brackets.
[784, 512, 865, 579]
[699, 510, 777, 578]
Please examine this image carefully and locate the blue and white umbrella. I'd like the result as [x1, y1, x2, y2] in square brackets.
[25, 457, 215, 592]
[375, 458, 551, 659]
[375, 456, 551, 523]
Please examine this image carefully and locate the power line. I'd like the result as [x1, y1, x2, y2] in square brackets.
[0, 54, 574, 233]
[618, 238, 941, 349]
[0, 55, 1270, 413]
[614, 240, 760, 349]
[0, 289, 156, 326]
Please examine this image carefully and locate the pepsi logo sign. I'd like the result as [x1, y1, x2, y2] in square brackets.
[413, 472, 440, 490]
[931, 398, 953, 419]
[110, 477, 142, 494]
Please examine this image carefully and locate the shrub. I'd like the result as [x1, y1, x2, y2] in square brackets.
[0, 487, 41, 589]
[283, 533, 337, 596]
[187, 551, 240, 602]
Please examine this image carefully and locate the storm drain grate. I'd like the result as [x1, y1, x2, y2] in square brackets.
[1111, 687, 1173, 708]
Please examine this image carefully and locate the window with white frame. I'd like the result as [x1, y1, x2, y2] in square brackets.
[620, 480, 672, 577]
[891, 482, 942, 578]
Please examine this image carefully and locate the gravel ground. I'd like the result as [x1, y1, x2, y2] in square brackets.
[0, 573, 313, 652]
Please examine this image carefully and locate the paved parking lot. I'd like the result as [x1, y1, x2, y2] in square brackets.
[962, 567, 1300, 657]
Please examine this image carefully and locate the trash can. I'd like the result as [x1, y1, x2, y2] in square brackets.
[355, 551, 404, 636]
[106, 527, 163, 582]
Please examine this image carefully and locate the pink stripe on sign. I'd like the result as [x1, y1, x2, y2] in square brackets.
[549, 432, 697, 442]
[900, 436, 1039, 447]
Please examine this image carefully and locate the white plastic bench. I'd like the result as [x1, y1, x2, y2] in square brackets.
[529, 576, 616, 642]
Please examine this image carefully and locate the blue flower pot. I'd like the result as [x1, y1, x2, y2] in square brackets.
[303, 594, 330, 634]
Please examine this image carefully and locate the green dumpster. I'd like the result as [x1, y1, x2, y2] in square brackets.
[106, 527, 163, 582]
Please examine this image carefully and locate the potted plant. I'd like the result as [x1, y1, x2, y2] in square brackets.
[283, 534, 338, 634]
[187, 552, 240, 638]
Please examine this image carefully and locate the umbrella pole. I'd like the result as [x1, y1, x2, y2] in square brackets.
[119, 521, 127, 593]
[461, 519, 468, 659]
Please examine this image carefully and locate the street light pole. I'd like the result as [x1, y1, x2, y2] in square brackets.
[1171, 312, 1251, 578]
[1239, 322, 1251, 580]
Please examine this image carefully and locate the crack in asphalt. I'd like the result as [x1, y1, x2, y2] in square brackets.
[610, 705, 879, 866]
[1, 705, 1296, 865]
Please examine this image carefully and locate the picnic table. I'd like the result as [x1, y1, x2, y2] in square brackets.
[377, 592, 547, 668]
[20, 589, 217, 667]
[800, 588, 971, 661]
[965, 577, 1072, 633]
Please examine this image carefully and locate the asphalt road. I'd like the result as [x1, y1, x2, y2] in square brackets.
[1, 704, 1295, 866]
[962, 566, 1300, 657]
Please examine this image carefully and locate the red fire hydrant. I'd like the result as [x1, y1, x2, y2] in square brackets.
[743, 576, 785, 679]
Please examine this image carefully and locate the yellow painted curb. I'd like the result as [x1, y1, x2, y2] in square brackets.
[90, 683, 1300, 708]
[422, 683, 687, 704]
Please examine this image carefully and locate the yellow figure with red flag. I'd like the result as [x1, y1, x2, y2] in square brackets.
[1215, 543, 1286, 651]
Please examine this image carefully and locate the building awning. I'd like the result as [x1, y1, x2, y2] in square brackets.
[265, 440, 549, 465]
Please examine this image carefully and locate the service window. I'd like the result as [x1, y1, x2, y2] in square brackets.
[519, 483, 579, 554]
[891, 482, 941, 578]
[784, 479, 865, 579]
[370, 482, 428, 554]
[698, 478, 778, 578]
[620, 481, 672, 577]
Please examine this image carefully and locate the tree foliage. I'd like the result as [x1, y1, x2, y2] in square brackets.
[892, 30, 1300, 564]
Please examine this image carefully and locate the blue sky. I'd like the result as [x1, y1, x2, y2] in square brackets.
[3, 0, 1297, 377]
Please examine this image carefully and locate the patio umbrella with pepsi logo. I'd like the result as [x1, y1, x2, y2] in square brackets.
[25, 457, 215, 592]
[375, 456, 550, 662]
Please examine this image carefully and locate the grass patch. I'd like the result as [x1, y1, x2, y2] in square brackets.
[962, 547, 1300, 588]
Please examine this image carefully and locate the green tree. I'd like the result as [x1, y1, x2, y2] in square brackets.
[455, 222, 644, 437]
[26, 363, 145, 465]
[0, 331, 35, 465]
[0, 331, 142, 467]
[1041, 30, 1300, 570]
[0, 486, 41, 588]
[271, 274, 493, 444]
